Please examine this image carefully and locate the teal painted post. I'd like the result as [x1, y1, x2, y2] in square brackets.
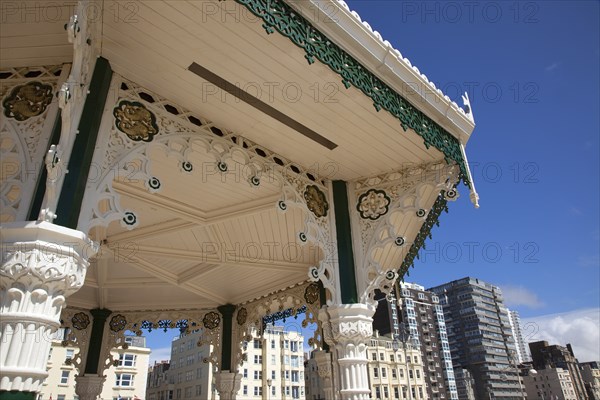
[84, 308, 112, 375]
[55, 57, 113, 229]
[217, 305, 236, 371]
[332, 180, 358, 304]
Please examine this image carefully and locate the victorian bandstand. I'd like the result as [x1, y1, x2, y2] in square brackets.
[0, 1, 479, 399]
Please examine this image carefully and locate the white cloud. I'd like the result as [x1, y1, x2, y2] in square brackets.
[501, 285, 544, 309]
[148, 346, 171, 366]
[522, 308, 600, 362]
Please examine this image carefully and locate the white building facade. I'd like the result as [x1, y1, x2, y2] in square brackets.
[39, 335, 150, 400]
[522, 368, 578, 400]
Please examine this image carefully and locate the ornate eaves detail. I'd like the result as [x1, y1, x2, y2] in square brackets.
[233, 281, 322, 370]
[98, 308, 222, 373]
[233, 0, 469, 184]
[0, 65, 65, 222]
[349, 161, 461, 304]
[60, 308, 94, 371]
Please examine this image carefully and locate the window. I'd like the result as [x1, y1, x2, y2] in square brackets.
[291, 355, 300, 367]
[271, 386, 276, 396]
[253, 339, 262, 349]
[373, 367, 379, 378]
[48, 347, 53, 360]
[195, 385, 202, 396]
[390, 354, 395, 362]
[254, 355, 262, 364]
[409, 370, 414, 379]
[243, 385, 248, 395]
[284, 340, 289, 349]
[184, 387, 192, 398]
[57, 396, 65, 400]
[271, 340, 276, 349]
[380, 352, 385, 361]
[393, 387, 399, 399]
[372, 353, 377, 361]
[392, 369, 397, 379]
[383, 386, 389, 398]
[290, 341, 298, 352]
[291, 371, 299, 383]
[254, 387, 262, 396]
[285, 370, 290, 380]
[375, 386, 381, 399]
[271, 354, 276, 365]
[65, 349, 74, 361]
[253, 370, 262, 380]
[119, 353, 137, 367]
[243, 369, 248, 378]
[272, 370, 276, 380]
[60, 370, 69, 384]
[284, 355, 290, 365]
[381, 368, 387, 378]
[116, 373, 134, 387]
[416, 370, 420, 379]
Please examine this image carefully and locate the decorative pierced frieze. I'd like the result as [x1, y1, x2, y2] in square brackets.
[233, 281, 322, 369]
[97, 308, 222, 374]
[349, 161, 461, 304]
[0, 221, 96, 392]
[0, 66, 65, 222]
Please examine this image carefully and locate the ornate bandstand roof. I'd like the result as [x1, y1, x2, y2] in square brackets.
[1, 0, 478, 312]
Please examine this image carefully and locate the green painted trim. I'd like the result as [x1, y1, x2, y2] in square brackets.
[217, 304, 236, 371]
[234, 0, 469, 184]
[27, 109, 62, 221]
[84, 308, 112, 375]
[55, 57, 113, 229]
[332, 180, 358, 304]
[0, 392, 36, 400]
[398, 192, 449, 278]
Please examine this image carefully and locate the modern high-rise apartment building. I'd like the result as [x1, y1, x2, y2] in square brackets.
[39, 333, 150, 400]
[372, 282, 459, 400]
[428, 277, 522, 400]
[146, 326, 305, 400]
[529, 341, 589, 400]
[507, 309, 530, 363]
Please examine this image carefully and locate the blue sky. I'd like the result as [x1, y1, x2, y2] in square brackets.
[341, 0, 599, 359]
[146, 1, 599, 363]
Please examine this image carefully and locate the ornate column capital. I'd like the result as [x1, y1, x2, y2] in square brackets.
[214, 371, 242, 400]
[74, 375, 106, 400]
[320, 303, 375, 400]
[0, 221, 96, 392]
[1, 221, 96, 294]
[326, 303, 375, 346]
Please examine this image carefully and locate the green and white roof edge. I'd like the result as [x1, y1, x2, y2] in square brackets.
[235, 0, 480, 206]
